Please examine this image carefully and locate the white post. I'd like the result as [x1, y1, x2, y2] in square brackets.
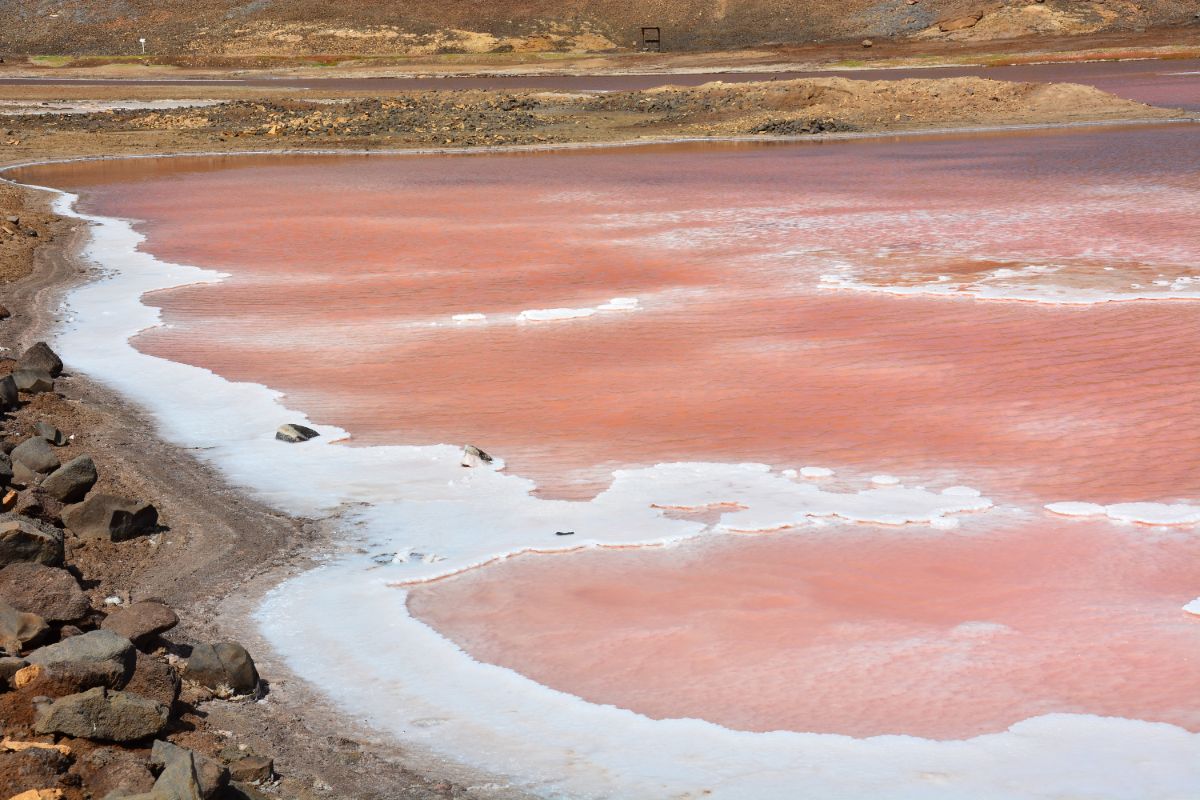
[139, 37, 146, 55]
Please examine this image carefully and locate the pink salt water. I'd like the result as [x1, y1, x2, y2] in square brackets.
[16, 123, 1200, 742]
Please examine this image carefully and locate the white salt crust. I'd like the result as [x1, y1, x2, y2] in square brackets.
[1045, 501, 1200, 526]
[819, 263, 1200, 305]
[29, 179, 1200, 800]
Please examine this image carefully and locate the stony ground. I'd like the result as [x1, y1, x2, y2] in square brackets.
[0, 75, 1187, 178]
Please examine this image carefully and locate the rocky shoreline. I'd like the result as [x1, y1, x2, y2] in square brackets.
[0, 185, 510, 800]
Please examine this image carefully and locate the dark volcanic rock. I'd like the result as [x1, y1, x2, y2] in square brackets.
[0, 746, 72, 795]
[275, 423, 319, 443]
[184, 641, 258, 695]
[11, 436, 60, 474]
[12, 368, 54, 394]
[76, 746, 157, 798]
[42, 454, 98, 502]
[0, 562, 89, 621]
[34, 420, 68, 446]
[228, 755, 273, 784]
[153, 739, 229, 799]
[101, 600, 178, 646]
[0, 599, 49, 653]
[0, 654, 28, 685]
[26, 628, 135, 688]
[0, 375, 17, 410]
[0, 514, 64, 566]
[123, 651, 181, 709]
[18, 341, 64, 377]
[34, 685, 169, 742]
[62, 493, 159, 541]
[0, 452, 12, 486]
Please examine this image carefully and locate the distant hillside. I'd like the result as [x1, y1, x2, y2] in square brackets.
[1, 0, 1197, 55]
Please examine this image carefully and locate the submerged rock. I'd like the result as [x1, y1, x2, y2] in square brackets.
[18, 342, 63, 378]
[275, 423, 319, 443]
[62, 494, 158, 542]
[42, 455, 97, 503]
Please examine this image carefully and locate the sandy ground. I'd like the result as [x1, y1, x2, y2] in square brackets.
[0, 58, 1196, 798]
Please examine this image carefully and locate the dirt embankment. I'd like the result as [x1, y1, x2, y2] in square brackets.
[0, 76, 1186, 168]
[1, 0, 1198, 56]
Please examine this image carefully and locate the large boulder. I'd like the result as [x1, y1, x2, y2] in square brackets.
[18, 342, 63, 378]
[101, 601, 177, 647]
[183, 642, 258, 695]
[12, 369, 54, 394]
[0, 600, 49, 654]
[0, 747, 72, 796]
[0, 562, 89, 621]
[0, 375, 17, 410]
[42, 455, 97, 503]
[122, 651, 180, 709]
[11, 437, 60, 474]
[61, 494, 158, 542]
[152, 740, 228, 799]
[227, 756, 273, 784]
[26, 629, 135, 689]
[0, 515, 63, 567]
[74, 746, 156, 799]
[34, 686, 169, 742]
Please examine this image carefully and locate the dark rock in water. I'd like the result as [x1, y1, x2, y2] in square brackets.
[0, 599, 49, 653]
[123, 651, 181, 709]
[62, 494, 159, 542]
[27, 629, 135, 689]
[12, 368, 54, 394]
[0, 513, 64, 566]
[102, 600, 178, 647]
[184, 641, 259, 695]
[555, 530, 575, 536]
[42, 454, 97, 502]
[0, 562, 89, 621]
[34, 686, 169, 742]
[19, 341, 64, 378]
[275, 423, 319, 443]
[34, 420, 68, 446]
[11, 436, 60, 474]
[152, 739, 229, 799]
[0, 374, 17, 409]
[228, 755, 273, 784]
[461, 443, 494, 467]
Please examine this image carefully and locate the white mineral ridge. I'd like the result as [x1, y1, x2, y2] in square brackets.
[799, 466, 834, 478]
[451, 313, 486, 322]
[1183, 597, 1200, 617]
[870, 474, 901, 486]
[598, 296, 640, 311]
[1046, 500, 1200, 526]
[517, 307, 596, 321]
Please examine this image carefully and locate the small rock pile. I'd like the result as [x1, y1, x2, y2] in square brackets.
[1, 343, 277, 800]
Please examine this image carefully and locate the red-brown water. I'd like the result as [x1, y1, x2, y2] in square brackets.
[16, 122, 1200, 741]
